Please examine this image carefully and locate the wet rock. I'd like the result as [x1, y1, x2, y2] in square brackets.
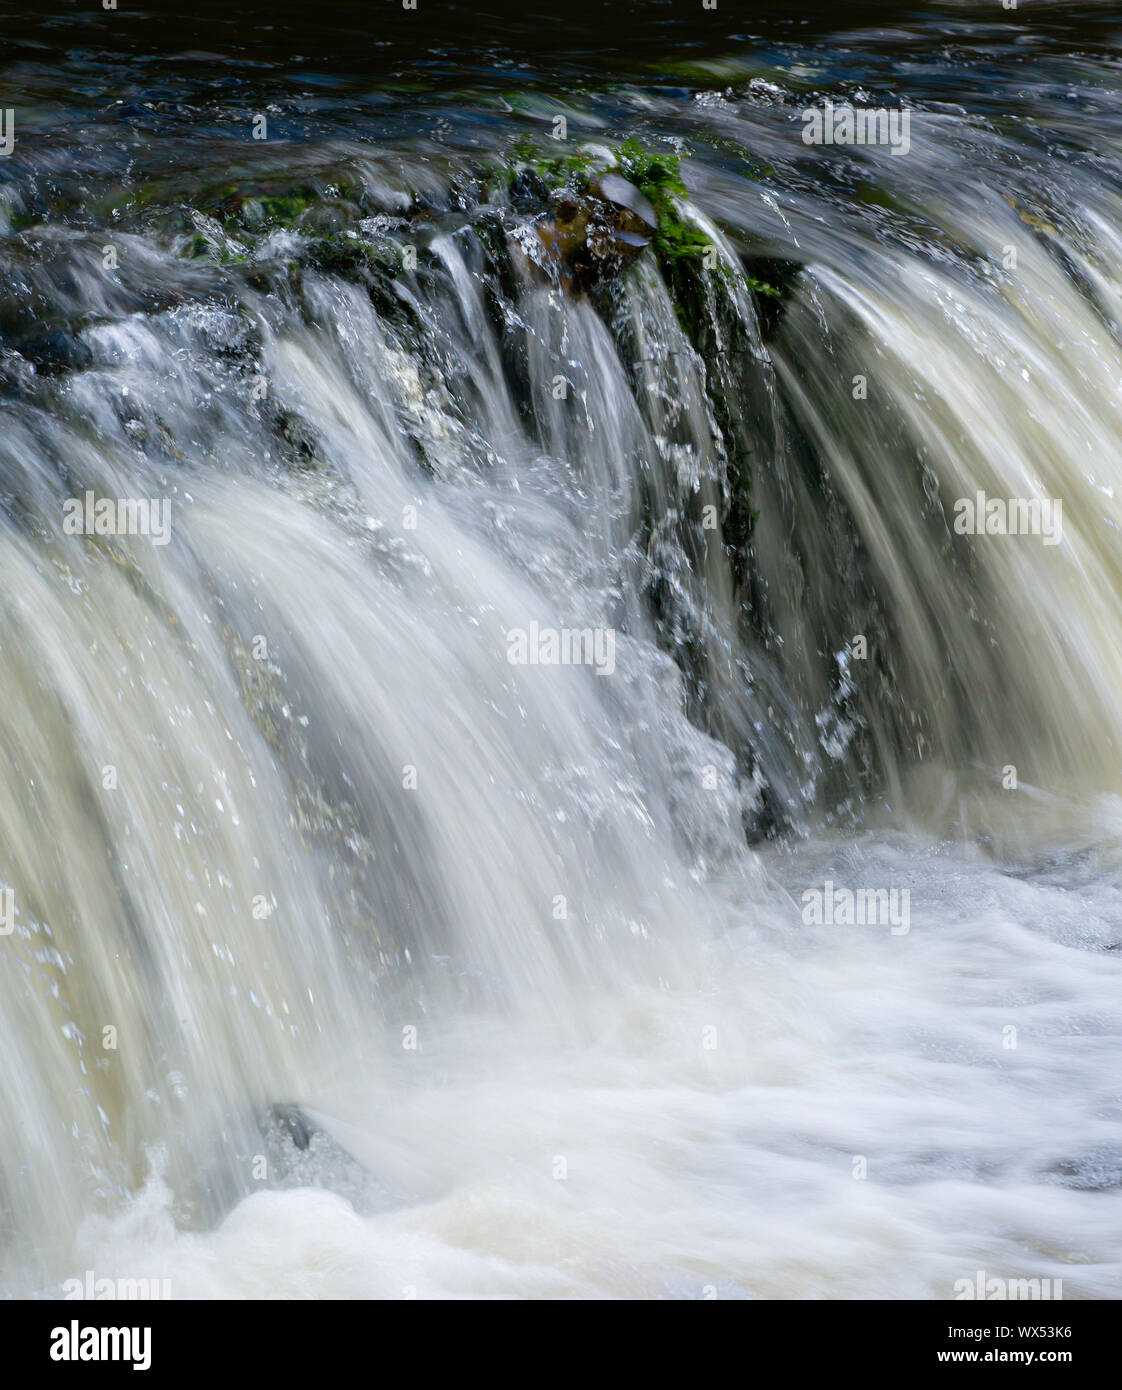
[595, 172, 658, 232]
[269, 1103, 315, 1151]
[257, 1103, 390, 1214]
[527, 173, 660, 291]
[509, 168, 551, 214]
[0, 330, 93, 376]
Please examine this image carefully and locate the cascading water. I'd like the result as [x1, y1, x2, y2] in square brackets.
[1, 2, 1120, 1300]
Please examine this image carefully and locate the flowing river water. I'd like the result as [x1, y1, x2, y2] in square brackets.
[1, 2, 1121, 1298]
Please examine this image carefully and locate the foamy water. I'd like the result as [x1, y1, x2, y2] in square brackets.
[60, 814, 1122, 1300]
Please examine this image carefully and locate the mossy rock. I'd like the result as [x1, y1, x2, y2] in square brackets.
[501, 133, 785, 306]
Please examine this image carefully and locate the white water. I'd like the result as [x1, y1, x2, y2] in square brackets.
[3, 97, 1122, 1299]
[62, 815, 1122, 1300]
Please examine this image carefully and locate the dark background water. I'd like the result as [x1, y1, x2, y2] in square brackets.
[2, 1, 1120, 104]
[0, 0, 1118, 199]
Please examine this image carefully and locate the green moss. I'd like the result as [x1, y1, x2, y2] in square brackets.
[653, 215, 711, 263]
[853, 182, 902, 211]
[690, 131, 775, 183]
[503, 133, 781, 299]
[184, 228, 249, 265]
[647, 57, 750, 81]
[240, 193, 314, 228]
[307, 230, 409, 279]
[741, 274, 782, 299]
[506, 135, 600, 188]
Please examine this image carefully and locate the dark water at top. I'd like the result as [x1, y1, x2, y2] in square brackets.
[2, 2, 1121, 151]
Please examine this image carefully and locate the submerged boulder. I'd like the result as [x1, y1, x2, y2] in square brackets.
[257, 1103, 389, 1213]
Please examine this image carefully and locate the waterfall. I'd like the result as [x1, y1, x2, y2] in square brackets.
[2, 20, 1121, 1298]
